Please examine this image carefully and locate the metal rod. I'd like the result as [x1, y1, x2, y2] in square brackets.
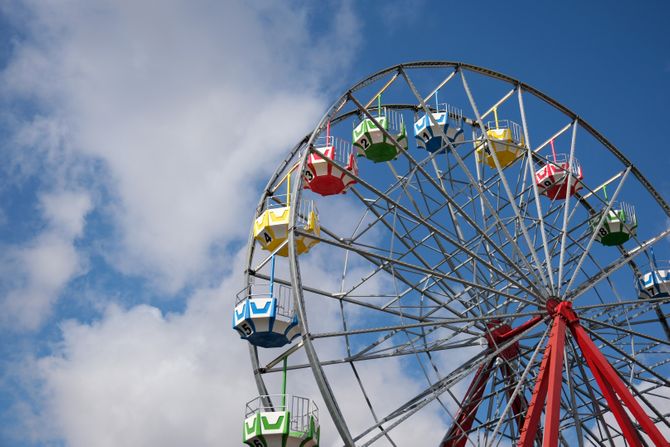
[398, 68, 546, 296]
[281, 356, 287, 409]
[459, 69, 549, 294]
[487, 324, 551, 446]
[557, 120, 579, 293]
[570, 321, 667, 445]
[518, 86, 555, 295]
[269, 255, 275, 297]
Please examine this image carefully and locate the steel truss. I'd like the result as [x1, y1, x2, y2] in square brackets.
[243, 62, 670, 446]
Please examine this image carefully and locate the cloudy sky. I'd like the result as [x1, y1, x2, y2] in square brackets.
[0, 1, 669, 446]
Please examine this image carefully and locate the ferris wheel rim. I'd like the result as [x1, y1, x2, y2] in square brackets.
[243, 61, 670, 445]
[318, 61, 670, 218]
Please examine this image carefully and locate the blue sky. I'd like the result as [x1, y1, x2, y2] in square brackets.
[0, 1, 668, 446]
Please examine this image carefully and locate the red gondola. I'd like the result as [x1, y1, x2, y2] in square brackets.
[304, 134, 358, 196]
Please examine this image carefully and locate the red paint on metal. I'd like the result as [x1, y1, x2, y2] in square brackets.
[543, 315, 566, 447]
[534, 154, 583, 200]
[304, 145, 358, 196]
[441, 316, 543, 446]
[571, 321, 668, 446]
[582, 351, 643, 447]
[441, 360, 495, 447]
[497, 315, 543, 343]
[517, 319, 557, 447]
[517, 301, 668, 447]
[485, 322, 518, 360]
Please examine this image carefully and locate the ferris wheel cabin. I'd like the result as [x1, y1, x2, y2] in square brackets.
[304, 136, 358, 196]
[590, 202, 638, 246]
[413, 104, 465, 154]
[535, 153, 584, 200]
[637, 261, 670, 298]
[243, 395, 320, 447]
[352, 107, 407, 163]
[475, 119, 526, 169]
[253, 196, 320, 257]
[233, 283, 301, 348]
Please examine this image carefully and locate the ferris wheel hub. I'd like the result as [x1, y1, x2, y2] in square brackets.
[545, 299, 579, 325]
[241, 61, 670, 446]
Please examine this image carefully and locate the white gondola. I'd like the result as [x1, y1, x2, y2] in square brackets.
[233, 283, 300, 348]
[243, 395, 319, 447]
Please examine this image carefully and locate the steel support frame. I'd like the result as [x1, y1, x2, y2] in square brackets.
[246, 61, 670, 445]
[441, 359, 495, 447]
[441, 316, 542, 446]
[517, 301, 668, 447]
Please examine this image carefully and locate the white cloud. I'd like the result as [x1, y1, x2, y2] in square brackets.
[0, 189, 92, 330]
[3, 246, 254, 446]
[22, 245, 433, 447]
[1, 0, 360, 293]
[0, 0, 371, 445]
[23, 242, 460, 447]
[40, 190, 92, 237]
[35, 293, 254, 447]
[0, 0, 479, 445]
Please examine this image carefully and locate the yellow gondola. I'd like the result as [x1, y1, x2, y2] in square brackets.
[253, 170, 320, 256]
[475, 108, 526, 169]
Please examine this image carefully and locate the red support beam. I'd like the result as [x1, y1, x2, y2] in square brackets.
[582, 354, 643, 447]
[570, 321, 668, 447]
[520, 300, 669, 447]
[492, 300, 668, 447]
[517, 317, 560, 447]
[543, 315, 566, 447]
[497, 315, 544, 342]
[441, 316, 544, 447]
[441, 359, 495, 447]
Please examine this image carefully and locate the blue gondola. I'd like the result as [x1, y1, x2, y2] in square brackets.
[414, 103, 464, 154]
[233, 257, 301, 348]
[637, 260, 670, 298]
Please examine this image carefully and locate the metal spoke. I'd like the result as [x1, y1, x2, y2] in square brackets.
[243, 61, 670, 447]
[556, 120, 579, 292]
[459, 69, 549, 293]
[518, 87, 555, 295]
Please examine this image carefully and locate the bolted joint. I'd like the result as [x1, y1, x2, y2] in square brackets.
[485, 321, 519, 360]
[556, 301, 579, 325]
[547, 300, 580, 325]
[545, 297, 561, 315]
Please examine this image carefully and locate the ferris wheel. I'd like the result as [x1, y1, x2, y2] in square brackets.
[234, 62, 670, 447]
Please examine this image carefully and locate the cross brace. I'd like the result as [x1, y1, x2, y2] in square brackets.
[518, 300, 669, 447]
